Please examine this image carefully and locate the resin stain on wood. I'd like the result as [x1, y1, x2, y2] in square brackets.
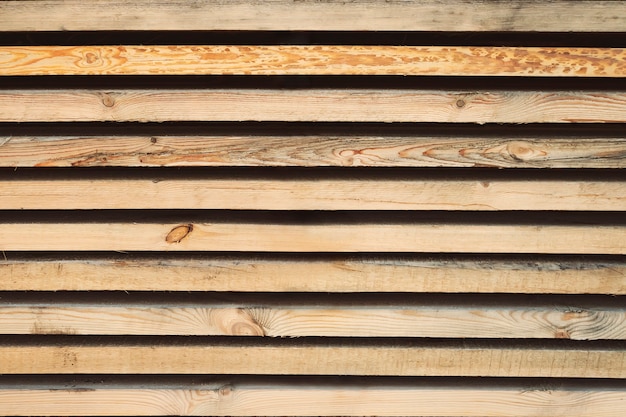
[1, 46, 625, 77]
[1, 136, 625, 168]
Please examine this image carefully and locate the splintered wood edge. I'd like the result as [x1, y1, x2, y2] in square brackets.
[2, 46, 625, 77]
[1, 385, 625, 416]
[1, 0, 625, 31]
[1, 136, 625, 169]
[0, 344, 623, 377]
[3, 90, 626, 123]
[2, 257, 624, 293]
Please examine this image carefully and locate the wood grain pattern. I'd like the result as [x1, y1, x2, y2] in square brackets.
[1, 136, 626, 168]
[3, 90, 626, 123]
[2, 178, 624, 211]
[1, 222, 625, 254]
[1, 0, 625, 32]
[3, 304, 624, 340]
[3, 46, 625, 77]
[3, 1, 625, 415]
[1, 344, 623, 377]
[3, 257, 624, 294]
[1, 385, 625, 416]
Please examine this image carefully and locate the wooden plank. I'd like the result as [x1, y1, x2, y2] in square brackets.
[1, 343, 623, 377]
[2, 178, 625, 211]
[1, 384, 625, 416]
[2, 304, 624, 340]
[1, 136, 626, 169]
[3, 257, 624, 294]
[3, 90, 626, 123]
[1, 0, 625, 32]
[2, 46, 625, 77]
[1, 222, 625, 254]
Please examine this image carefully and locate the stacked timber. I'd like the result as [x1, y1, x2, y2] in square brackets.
[0, 1, 625, 416]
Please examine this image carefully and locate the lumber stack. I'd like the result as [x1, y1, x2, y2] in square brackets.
[0, 1, 625, 416]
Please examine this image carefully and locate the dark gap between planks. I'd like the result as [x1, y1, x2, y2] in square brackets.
[0, 374, 624, 390]
[0, 291, 623, 310]
[0, 210, 624, 225]
[2, 75, 626, 90]
[1, 31, 625, 47]
[1, 334, 625, 350]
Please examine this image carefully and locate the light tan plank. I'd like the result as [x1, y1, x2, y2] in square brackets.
[2, 178, 624, 211]
[1, 136, 626, 169]
[1, 222, 624, 254]
[2, 46, 625, 77]
[3, 257, 624, 294]
[1, 385, 625, 416]
[2, 90, 626, 123]
[1, 344, 623, 377]
[3, 304, 624, 340]
[1, 0, 625, 32]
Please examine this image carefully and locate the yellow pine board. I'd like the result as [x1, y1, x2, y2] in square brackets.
[1, 222, 625, 254]
[3, 304, 624, 339]
[3, 257, 624, 294]
[1, 385, 624, 416]
[1, 136, 626, 169]
[1, 344, 623, 377]
[2, 178, 625, 211]
[1, 0, 625, 32]
[2, 90, 626, 123]
[2, 46, 624, 77]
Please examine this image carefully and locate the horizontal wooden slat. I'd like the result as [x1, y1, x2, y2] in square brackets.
[1, 222, 625, 254]
[3, 90, 626, 123]
[1, 0, 625, 32]
[2, 178, 624, 211]
[3, 46, 625, 77]
[1, 136, 626, 168]
[1, 342, 623, 377]
[3, 256, 624, 294]
[2, 303, 623, 339]
[1, 383, 625, 416]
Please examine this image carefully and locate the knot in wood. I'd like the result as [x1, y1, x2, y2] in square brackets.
[218, 385, 234, 397]
[507, 141, 533, 161]
[101, 93, 116, 108]
[555, 329, 571, 339]
[220, 309, 265, 336]
[78, 49, 104, 68]
[165, 224, 193, 244]
[85, 52, 99, 64]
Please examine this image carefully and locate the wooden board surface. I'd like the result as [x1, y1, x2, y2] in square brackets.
[2, 304, 623, 340]
[1, 343, 623, 377]
[1, 384, 625, 416]
[1, 136, 626, 168]
[4, 90, 626, 123]
[1, 222, 625, 254]
[1, 0, 625, 32]
[2, 178, 624, 211]
[3, 46, 625, 77]
[3, 1, 625, 416]
[3, 257, 624, 294]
